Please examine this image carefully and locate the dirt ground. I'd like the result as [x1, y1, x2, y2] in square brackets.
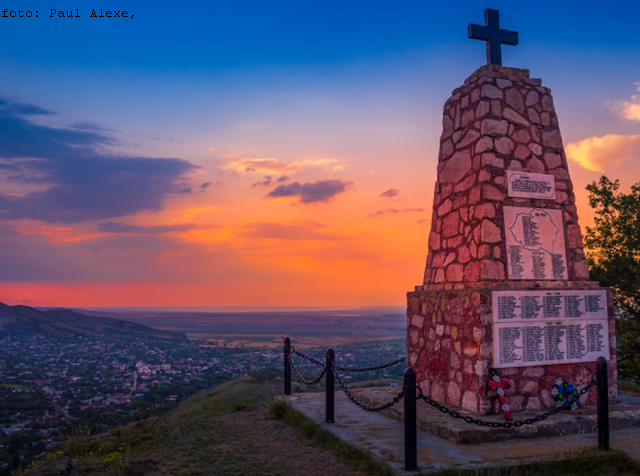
[217, 407, 367, 476]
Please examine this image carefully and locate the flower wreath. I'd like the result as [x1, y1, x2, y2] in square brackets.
[550, 378, 579, 410]
[486, 368, 512, 421]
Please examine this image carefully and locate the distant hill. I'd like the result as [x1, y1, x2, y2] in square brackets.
[0, 302, 186, 339]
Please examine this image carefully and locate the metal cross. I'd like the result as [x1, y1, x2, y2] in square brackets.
[468, 9, 518, 66]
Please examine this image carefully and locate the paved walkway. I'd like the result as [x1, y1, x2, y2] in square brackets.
[285, 392, 640, 475]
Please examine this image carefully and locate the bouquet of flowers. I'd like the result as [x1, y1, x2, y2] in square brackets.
[550, 378, 579, 410]
[486, 368, 512, 420]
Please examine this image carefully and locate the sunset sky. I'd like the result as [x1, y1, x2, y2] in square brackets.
[1, 1, 639, 308]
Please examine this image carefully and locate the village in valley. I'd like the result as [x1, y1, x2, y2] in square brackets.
[0, 329, 405, 472]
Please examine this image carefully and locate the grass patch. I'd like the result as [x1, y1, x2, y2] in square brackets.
[427, 450, 640, 476]
[618, 380, 640, 393]
[269, 398, 395, 476]
[3, 383, 32, 390]
[28, 378, 287, 476]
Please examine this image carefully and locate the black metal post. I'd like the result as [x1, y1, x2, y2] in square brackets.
[326, 348, 334, 423]
[284, 337, 291, 396]
[596, 356, 609, 451]
[404, 368, 417, 471]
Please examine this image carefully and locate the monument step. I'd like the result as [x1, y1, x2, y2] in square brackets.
[284, 391, 640, 474]
[350, 386, 640, 444]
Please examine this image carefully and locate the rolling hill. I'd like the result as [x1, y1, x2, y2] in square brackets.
[0, 302, 185, 339]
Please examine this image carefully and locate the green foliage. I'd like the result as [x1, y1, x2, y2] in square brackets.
[584, 176, 640, 317]
[584, 176, 640, 381]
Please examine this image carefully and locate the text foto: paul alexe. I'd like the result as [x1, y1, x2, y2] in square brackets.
[1, 9, 134, 18]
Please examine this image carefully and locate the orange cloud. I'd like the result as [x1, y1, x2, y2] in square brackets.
[238, 220, 346, 241]
[367, 208, 424, 218]
[14, 224, 89, 243]
[174, 206, 220, 221]
[223, 156, 338, 175]
[565, 134, 640, 172]
[612, 83, 640, 121]
[96, 222, 199, 235]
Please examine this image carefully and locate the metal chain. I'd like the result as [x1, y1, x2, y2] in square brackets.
[416, 374, 597, 428]
[335, 356, 406, 372]
[288, 353, 326, 385]
[290, 347, 325, 367]
[332, 367, 404, 412]
[290, 345, 405, 371]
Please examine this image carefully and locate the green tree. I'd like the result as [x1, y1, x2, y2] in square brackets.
[584, 176, 640, 380]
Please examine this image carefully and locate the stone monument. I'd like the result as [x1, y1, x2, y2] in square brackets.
[406, 9, 617, 415]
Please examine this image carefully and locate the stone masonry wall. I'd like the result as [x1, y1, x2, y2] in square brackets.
[407, 288, 617, 415]
[408, 65, 617, 415]
[423, 65, 589, 288]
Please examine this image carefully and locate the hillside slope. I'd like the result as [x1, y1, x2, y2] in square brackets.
[26, 377, 366, 476]
[0, 302, 185, 339]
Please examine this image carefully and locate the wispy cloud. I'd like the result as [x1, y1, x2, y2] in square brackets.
[251, 175, 289, 188]
[238, 220, 345, 241]
[96, 222, 198, 234]
[251, 176, 273, 187]
[0, 97, 198, 224]
[367, 208, 424, 218]
[565, 134, 640, 172]
[223, 155, 338, 175]
[0, 97, 54, 116]
[611, 83, 640, 121]
[379, 188, 398, 198]
[150, 137, 184, 143]
[175, 206, 220, 220]
[70, 121, 115, 132]
[267, 180, 353, 204]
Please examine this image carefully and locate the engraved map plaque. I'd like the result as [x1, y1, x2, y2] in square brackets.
[492, 290, 609, 368]
[507, 171, 556, 199]
[504, 206, 568, 280]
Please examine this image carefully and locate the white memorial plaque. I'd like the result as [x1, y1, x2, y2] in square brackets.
[504, 206, 568, 280]
[507, 171, 556, 199]
[492, 290, 609, 368]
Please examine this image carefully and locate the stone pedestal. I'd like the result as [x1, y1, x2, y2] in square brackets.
[407, 65, 617, 415]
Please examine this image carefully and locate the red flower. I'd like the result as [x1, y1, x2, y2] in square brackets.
[502, 379, 511, 388]
[496, 381, 504, 389]
[488, 381, 497, 390]
[500, 396, 508, 404]
[504, 410, 512, 421]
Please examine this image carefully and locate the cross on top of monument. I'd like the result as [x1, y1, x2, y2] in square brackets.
[468, 9, 519, 66]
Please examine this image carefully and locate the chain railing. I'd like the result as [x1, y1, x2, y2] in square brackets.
[287, 352, 326, 385]
[282, 338, 612, 471]
[335, 356, 406, 372]
[333, 366, 405, 412]
[290, 347, 325, 367]
[291, 345, 406, 372]
[417, 375, 597, 429]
